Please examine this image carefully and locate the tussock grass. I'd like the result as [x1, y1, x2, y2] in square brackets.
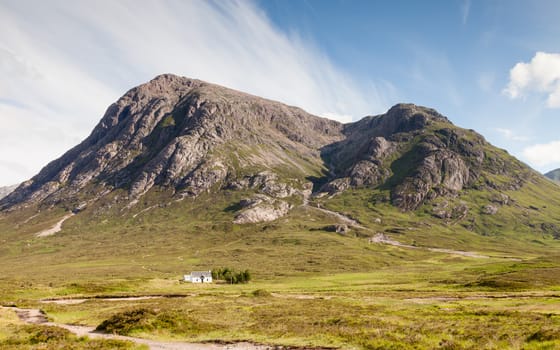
[0, 322, 144, 349]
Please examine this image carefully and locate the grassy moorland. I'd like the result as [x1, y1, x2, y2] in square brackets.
[1, 180, 560, 349]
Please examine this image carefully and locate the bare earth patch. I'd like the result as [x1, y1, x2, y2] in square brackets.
[36, 213, 75, 237]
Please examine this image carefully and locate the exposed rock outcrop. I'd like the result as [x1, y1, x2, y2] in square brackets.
[233, 195, 291, 224]
[319, 104, 530, 211]
[227, 171, 297, 198]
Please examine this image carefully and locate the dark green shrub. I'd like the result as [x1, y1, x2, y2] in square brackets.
[96, 308, 155, 335]
[211, 267, 251, 284]
[27, 325, 71, 344]
[526, 328, 560, 342]
[252, 289, 271, 297]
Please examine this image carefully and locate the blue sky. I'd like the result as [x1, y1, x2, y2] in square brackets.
[0, 0, 559, 186]
[259, 0, 560, 171]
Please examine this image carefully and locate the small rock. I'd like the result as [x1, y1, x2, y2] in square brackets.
[72, 202, 87, 214]
[432, 209, 451, 219]
[491, 193, 510, 205]
[452, 203, 469, 220]
[321, 178, 350, 195]
[324, 224, 349, 234]
[482, 204, 498, 215]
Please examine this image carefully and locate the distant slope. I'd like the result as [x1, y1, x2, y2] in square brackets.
[545, 168, 560, 182]
[0, 184, 17, 200]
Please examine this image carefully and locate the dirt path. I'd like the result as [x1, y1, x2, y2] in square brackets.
[369, 233, 491, 259]
[36, 213, 75, 237]
[304, 201, 507, 260]
[12, 307, 49, 324]
[3, 306, 275, 350]
[40, 295, 171, 305]
[302, 195, 365, 229]
[309, 206, 366, 229]
[405, 293, 560, 303]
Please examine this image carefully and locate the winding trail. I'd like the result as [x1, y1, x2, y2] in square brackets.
[40, 295, 168, 305]
[369, 233, 491, 259]
[303, 197, 516, 260]
[3, 306, 273, 350]
[311, 206, 365, 229]
[36, 213, 75, 237]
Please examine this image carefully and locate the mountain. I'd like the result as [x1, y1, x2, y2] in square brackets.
[319, 104, 531, 211]
[545, 168, 560, 182]
[0, 184, 17, 200]
[2, 74, 341, 204]
[1, 74, 341, 214]
[1, 74, 559, 237]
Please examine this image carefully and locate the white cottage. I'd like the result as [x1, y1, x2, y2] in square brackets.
[184, 271, 213, 283]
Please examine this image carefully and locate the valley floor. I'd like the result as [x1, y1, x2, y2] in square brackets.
[1, 272, 560, 350]
[1, 189, 560, 349]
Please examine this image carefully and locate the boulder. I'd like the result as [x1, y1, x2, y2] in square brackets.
[482, 204, 498, 215]
[324, 224, 349, 234]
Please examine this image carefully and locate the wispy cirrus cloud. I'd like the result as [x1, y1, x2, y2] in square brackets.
[495, 128, 529, 142]
[0, 0, 392, 186]
[504, 52, 560, 108]
[460, 0, 471, 25]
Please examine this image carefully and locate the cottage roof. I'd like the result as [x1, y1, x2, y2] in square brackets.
[191, 271, 212, 278]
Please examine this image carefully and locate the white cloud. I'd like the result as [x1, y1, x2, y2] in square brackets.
[504, 52, 560, 108]
[522, 140, 560, 167]
[495, 128, 529, 142]
[0, 0, 391, 186]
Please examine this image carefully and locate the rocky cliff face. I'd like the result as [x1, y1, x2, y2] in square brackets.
[0, 74, 538, 220]
[1, 74, 341, 216]
[319, 104, 530, 210]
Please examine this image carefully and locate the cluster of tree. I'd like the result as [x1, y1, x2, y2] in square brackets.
[211, 267, 251, 284]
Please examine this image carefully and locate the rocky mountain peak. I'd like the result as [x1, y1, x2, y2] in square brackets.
[0, 75, 343, 212]
[0, 76, 538, 220]
[384, 103, 450, 129]
[319, 104, 529, 211]
[342, 103, 451, 140]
